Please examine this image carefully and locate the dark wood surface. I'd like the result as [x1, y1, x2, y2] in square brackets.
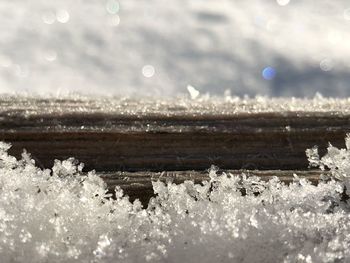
[1, 109, 349, 171]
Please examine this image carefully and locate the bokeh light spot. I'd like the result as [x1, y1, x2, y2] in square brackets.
[44, 50, 57, 62]
[344, 9, 350, 20]
[262, 67, 276, 80]
[320, 59, 334, 72]
[42, 12, 55, 25]
[107, 15, 120, 27]
[142, 65, 155, 78]
[56, 10, 70, 23]
[276, 0, 290, 6]
[106, 0, 120, 15]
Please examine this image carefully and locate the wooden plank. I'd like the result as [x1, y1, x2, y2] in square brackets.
[0, 97, 349, 171]
[0, 97, 344, 204]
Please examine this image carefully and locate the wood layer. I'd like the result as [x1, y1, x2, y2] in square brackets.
[1, 113, 349, 171]
[0, 97, 346, 203]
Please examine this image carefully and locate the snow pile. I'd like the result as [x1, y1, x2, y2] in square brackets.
[1, 137, 350, 262]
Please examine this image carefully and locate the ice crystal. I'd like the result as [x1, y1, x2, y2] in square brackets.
[0, 139, 350, 262]
[306, 134, 350, 194]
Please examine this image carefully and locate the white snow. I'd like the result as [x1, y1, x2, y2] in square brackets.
[187, 85, 200, 100]
[0, 1, 349, 97]
[1, 95, 350, 118]
[0, 135, 350, 262]
[1, 0, 350, 259]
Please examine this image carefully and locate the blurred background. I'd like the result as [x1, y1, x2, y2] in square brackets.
[0, 0, 349, 97]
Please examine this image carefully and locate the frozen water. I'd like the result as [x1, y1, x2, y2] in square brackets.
[0, 1, 349, 97]
[1, 94, 350, 118]
[306, 134, 350, 195]
[0, 136, 350, 262]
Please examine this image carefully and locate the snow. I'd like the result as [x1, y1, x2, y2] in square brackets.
[0, 135, 350, 262]
[307, 134, 350, 181]
[1, 0, 350, 260]
[0, 1, 349, 97]
[1, 94, 350, 118]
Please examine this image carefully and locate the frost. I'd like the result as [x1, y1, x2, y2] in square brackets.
[0, 140, 350, 262]
[2, 95, 350, 120]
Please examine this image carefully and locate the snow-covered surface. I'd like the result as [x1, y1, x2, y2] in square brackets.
[0, 1, 350, 97]
[1, 136, 350, 262]
[1, 94, 350, 117]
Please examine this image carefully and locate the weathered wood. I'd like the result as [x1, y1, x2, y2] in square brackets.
[100, 170, 326, 205]
[0, 97, 345, 204]
[0, 97, 349, 171]
[4, 131, 345, 171]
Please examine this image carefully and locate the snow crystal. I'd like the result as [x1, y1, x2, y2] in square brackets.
[305, 134, 350, 194]
[0, 136, 350, 262]
[187, 85, 200, 100]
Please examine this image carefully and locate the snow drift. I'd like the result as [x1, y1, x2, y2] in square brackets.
[0, 135, 350, 262]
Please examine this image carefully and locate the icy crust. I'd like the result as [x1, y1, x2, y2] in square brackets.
[1, 94, 350, 118]
[0, 139, 350, 262]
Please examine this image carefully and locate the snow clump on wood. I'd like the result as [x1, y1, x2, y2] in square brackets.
[0, 137, 350, 262]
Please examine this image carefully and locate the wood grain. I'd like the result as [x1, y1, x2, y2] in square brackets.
[0, 97, 344, 203]
[1, 111, 349, 171]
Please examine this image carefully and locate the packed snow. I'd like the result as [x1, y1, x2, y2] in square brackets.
[1, 135, 350, 262]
